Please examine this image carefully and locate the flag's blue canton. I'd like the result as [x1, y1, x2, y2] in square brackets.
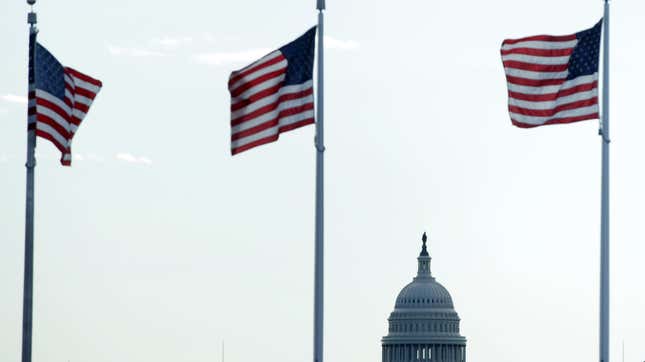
[279, 26, 316, 86]
[35, 43, 66, 100]
[567, 20, 602, 80]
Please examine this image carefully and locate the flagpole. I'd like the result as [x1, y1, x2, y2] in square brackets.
[22, 2, 38, 362]
[599, 1, 610, 362]
[314, 1, 325, 362]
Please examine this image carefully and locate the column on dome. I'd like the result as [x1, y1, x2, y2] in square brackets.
[413, 344, 417, 361]
[413, 344, 417, 362]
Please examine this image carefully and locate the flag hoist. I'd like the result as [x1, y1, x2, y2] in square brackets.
[500, 1, 610, 361]
[227, 2, 326, 362]
[21, 2, 102, 362]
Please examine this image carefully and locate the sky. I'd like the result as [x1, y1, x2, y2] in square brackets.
[1, 1, 644, 362]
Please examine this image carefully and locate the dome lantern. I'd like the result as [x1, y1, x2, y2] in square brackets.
[416, 232, 432, 280]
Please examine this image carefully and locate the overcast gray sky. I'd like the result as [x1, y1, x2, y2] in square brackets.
[1, 1, 644, 362]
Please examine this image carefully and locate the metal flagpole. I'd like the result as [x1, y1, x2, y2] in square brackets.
[599, 1, 610, 362]
[22, 2, 38, 362]
[314, 1, 325, 362]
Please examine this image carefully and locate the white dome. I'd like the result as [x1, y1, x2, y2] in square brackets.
[382, 233, 466, 347]
[395, 279, 454, 309]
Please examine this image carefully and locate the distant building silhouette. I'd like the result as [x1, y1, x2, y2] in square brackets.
[382, 233, 466, 362]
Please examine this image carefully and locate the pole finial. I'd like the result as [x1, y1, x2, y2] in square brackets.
[317, 0, 325, 10]
[27, 0, 37, 27]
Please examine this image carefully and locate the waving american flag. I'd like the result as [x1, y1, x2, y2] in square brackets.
[29, 37, 102, 166]
[228, 27, 316, 155]
[501, 20, 602, 128]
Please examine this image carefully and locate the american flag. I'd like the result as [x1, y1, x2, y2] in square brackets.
[501, 20, 602, 128]
[229, 27, 316, 155]
[29, 36, 102, 166]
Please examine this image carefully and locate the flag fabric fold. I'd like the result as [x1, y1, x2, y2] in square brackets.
[29, 39, 102, 166]
[228, 27, 316, 155]
[501, 20, 602, 128]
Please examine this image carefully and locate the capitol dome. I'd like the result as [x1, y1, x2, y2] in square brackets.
[395, 279, 454, 309]
[382, 232, 466, 362]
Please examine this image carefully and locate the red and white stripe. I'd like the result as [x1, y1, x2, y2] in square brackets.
[229, 50, 314, 155]
[30, 67, 102, 165]
[501, 34, 598, 128]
